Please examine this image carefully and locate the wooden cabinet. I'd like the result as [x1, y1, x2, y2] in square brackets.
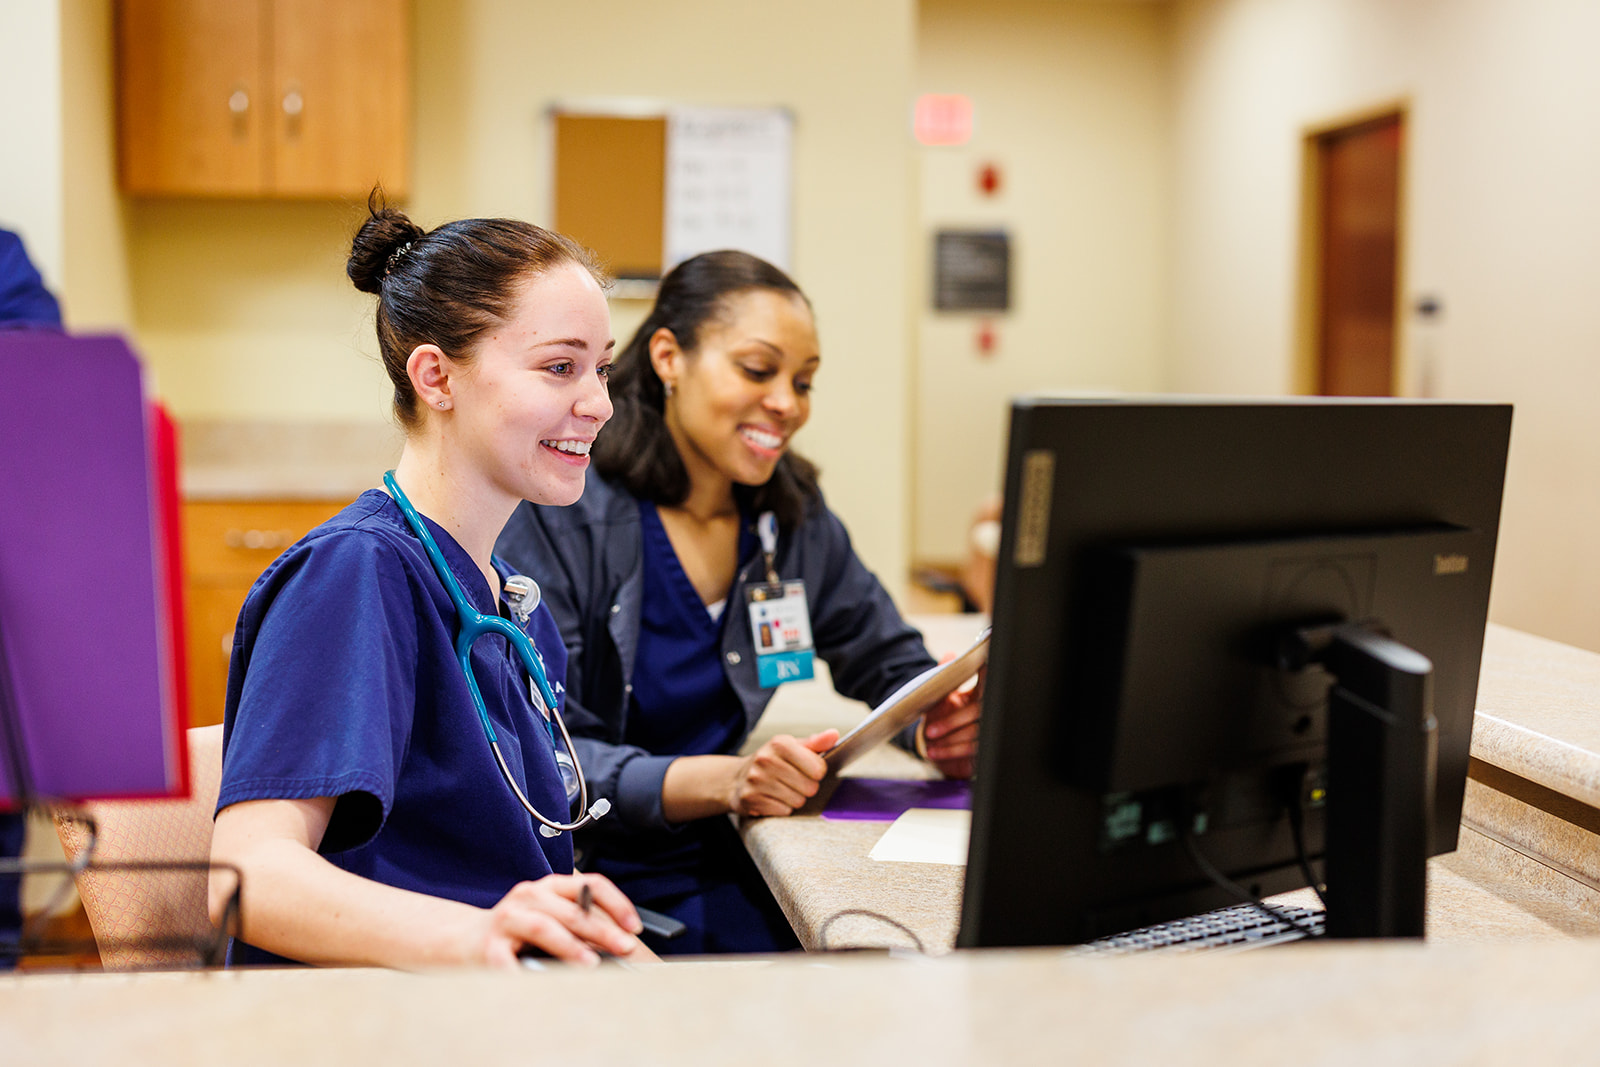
[116, 0, 410, 197]
[181, 499, 348, 726]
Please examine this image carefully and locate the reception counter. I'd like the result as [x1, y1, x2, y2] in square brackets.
[6, 938, 1600, 1064]
[741, 618, 1600, 952]
[4, 619, 1600, 1064]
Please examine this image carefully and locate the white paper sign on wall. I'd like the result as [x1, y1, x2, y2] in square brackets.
[664, 107, 793, 272]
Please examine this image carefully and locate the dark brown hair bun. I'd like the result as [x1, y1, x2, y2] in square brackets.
[347, 192, 426, 295]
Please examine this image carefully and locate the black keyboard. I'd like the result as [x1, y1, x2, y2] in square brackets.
[1072, 902, 1326, 956]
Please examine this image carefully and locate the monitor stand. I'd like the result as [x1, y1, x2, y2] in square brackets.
[1290, 622, 1435, 938]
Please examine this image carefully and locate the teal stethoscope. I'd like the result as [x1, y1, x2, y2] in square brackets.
[384, 471, 610, 838]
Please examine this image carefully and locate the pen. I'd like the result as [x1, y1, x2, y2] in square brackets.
[577, 879, 616, 964]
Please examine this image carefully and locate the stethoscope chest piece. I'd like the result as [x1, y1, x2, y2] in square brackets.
[503, 574, 540, 622]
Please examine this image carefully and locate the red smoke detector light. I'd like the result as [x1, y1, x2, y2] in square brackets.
[978, 163, 1001, 196]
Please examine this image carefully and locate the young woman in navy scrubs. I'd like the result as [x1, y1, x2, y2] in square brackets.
[208, 199, 649, 968]
[496, 252, 982, 954]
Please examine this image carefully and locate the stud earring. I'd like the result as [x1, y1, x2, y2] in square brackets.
[438, 400, 447, 408]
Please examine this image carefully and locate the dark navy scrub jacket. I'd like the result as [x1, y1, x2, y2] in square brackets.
[496, 471, 939, 839]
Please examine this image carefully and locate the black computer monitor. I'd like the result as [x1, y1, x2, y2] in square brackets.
[957, 397, 1512, 948]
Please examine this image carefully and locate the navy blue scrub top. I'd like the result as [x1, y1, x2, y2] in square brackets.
[586, 501, 798, 955]
[625, 499, 750, 757]
[218, 491, 575, 965]
[0, 229, 62, 328]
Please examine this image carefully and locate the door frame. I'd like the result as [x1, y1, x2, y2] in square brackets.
[1293, 99, 1411, 396]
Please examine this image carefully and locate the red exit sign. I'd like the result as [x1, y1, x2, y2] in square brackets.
[914, 94, 974, 146]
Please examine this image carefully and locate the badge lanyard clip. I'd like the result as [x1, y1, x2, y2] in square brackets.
[758, 511, 780, 586]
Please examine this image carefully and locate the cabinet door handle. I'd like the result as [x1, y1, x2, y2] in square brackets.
[224, 528, 292, 551]
[229, 85, 250, 139]
[282, 89, 304, 118]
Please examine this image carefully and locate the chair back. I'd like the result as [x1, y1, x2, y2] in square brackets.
[54, 724, 228, 969]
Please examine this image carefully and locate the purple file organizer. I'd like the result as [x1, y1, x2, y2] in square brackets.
[0, 332, 183, 805]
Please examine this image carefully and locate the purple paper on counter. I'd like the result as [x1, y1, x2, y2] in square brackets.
[821, 777, 971, 821]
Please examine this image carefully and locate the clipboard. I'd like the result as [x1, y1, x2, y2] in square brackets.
[823, 627, 990, 774]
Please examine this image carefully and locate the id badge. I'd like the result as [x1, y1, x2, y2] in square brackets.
[746, 580, 815, 688]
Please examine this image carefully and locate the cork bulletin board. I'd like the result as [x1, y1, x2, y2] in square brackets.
[552, 106, 793, 282]
[553, 114, 668, 280]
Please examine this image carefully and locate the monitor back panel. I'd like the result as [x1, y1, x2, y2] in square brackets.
[958, 398, 1511, 948]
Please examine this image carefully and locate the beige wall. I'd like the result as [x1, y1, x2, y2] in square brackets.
[407, 0, 919, 588]
[1, 2, 65, 287]
[60, 0, 133, 332]
[913, 0, 1170, 562]
[36, 0, 1600, 648]
[1168, 0, 1600, 652]
[124, 198, 387, 419]
[87, 0, 918, 591]
[0, 0, 130, 333]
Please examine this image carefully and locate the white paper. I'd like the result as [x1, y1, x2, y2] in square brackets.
[665, 107, 792, 270]
[868, 808, 972, 866]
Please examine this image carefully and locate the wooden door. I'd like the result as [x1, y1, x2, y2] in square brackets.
[1315, 113, 1403, 396]
[118, 0, 269, 195]
[271, 0, 410, 197]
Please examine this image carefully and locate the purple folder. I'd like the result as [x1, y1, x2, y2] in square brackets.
[0, 333, 183, 805]
[821, 777, 971, 821]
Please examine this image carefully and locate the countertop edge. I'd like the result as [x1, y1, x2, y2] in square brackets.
[1470, 712, 1600, 810]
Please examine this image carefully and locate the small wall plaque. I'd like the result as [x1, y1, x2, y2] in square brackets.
[934, 230, 1011, 312]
